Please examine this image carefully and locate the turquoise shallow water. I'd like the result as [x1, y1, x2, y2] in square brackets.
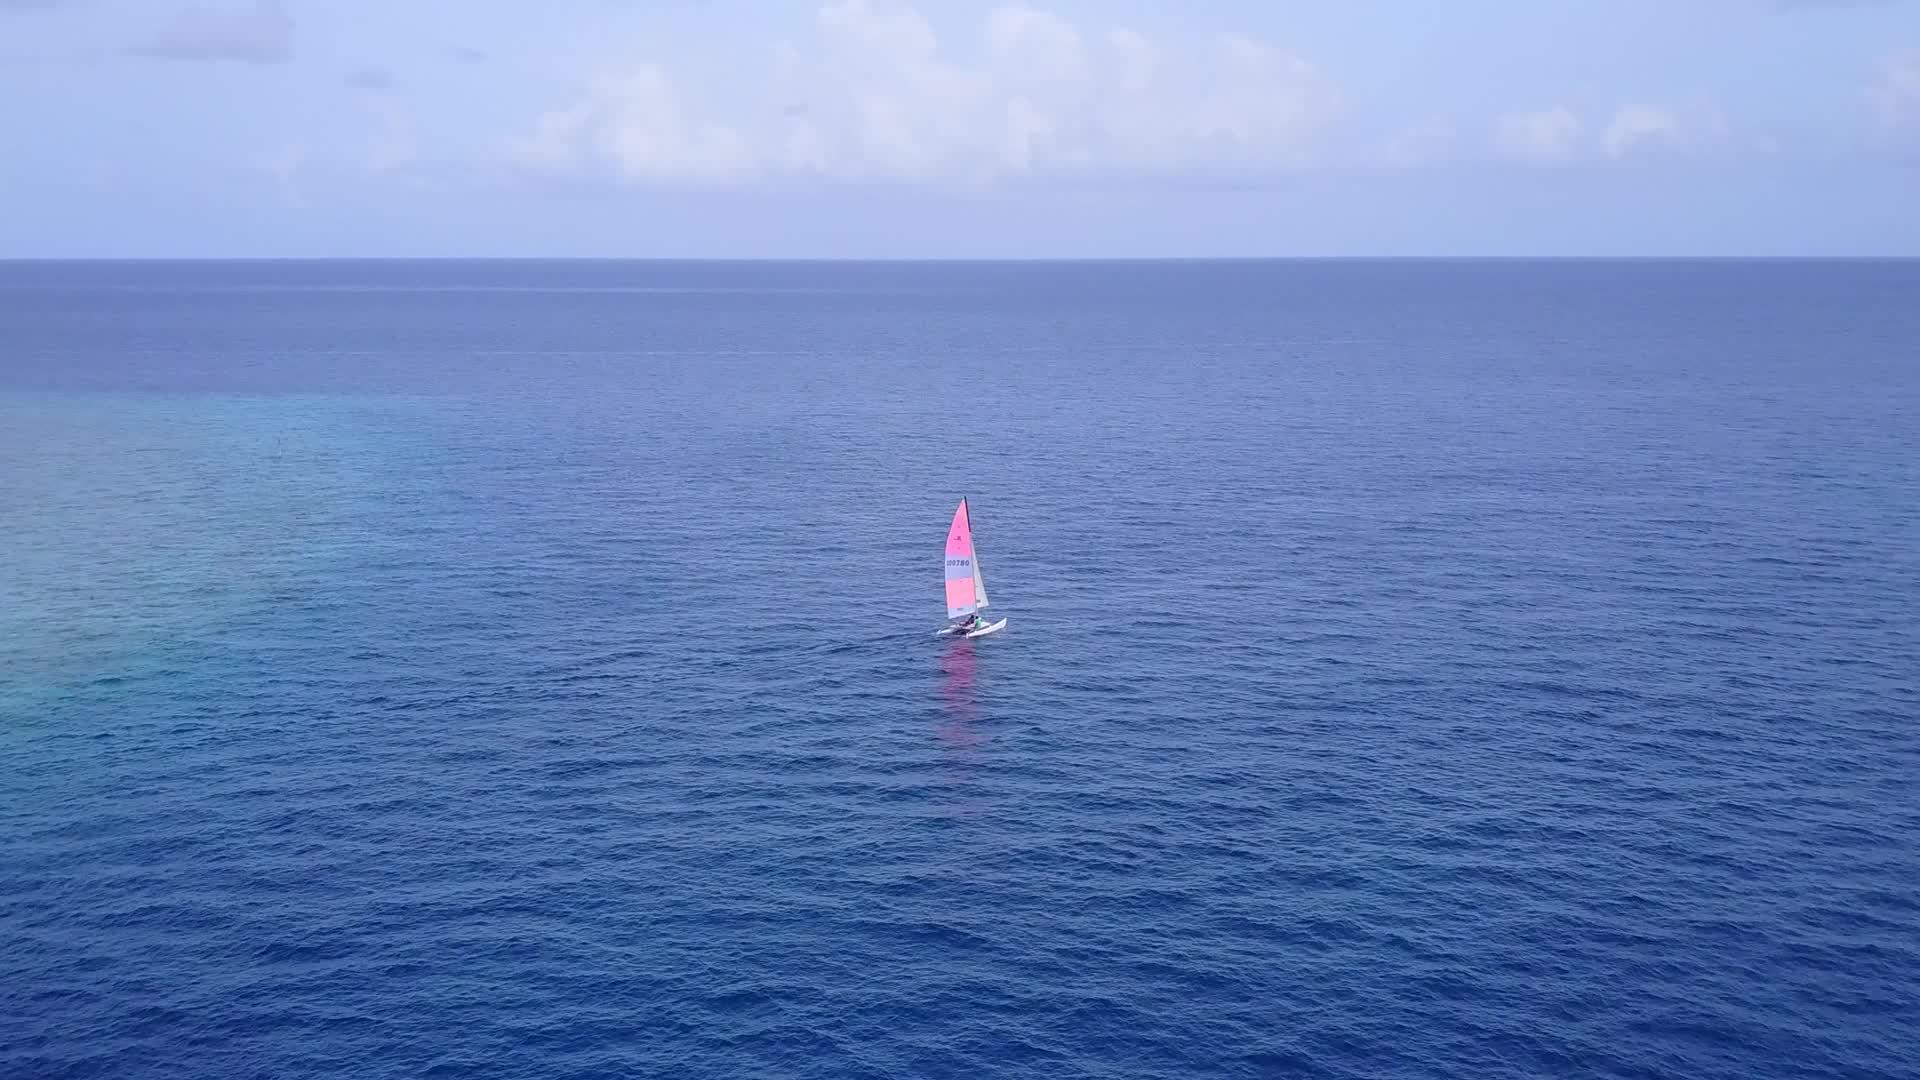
[3, 259, 1918, 1079]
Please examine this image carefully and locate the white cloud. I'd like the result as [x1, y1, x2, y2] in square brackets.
[1492, 106, 1583, 164]
[1107, 28, 1159, 95]
[1603, 105, 1682, 157]
[1379, 117, 1456, 168]
[1868, 50, 1920, 136]
[1188, 35, 1341, 169]
[988, 6, 1091, 105]
[807, 0, 999, 181]
[509, 1, 1340, 188]
[130, 1, 291, 65]
[1602, 101, 1735, 159]
[510, 65, 758, 185]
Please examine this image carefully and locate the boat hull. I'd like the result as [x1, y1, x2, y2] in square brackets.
[935, 617, 1008, 638]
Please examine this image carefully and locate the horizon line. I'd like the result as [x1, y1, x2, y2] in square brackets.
[4, 254, 1919, 264]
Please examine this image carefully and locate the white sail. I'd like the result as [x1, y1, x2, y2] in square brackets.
[972, 551, 990, 609]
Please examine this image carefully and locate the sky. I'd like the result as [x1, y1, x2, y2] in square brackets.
[1, 0, 1917, 257]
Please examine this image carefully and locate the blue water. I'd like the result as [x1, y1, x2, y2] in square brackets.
[2, 259, 1916, 1080]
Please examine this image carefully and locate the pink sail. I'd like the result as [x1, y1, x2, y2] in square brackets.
[944, 499, 977, 619]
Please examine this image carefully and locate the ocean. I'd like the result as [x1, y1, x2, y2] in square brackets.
[2, 259, 1916, 1079]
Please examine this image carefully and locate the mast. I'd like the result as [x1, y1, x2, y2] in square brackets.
[969, 497, 990, 610]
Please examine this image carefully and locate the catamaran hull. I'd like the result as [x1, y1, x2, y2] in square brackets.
[935, 618, 1007, 638]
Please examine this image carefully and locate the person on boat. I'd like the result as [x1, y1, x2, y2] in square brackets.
[957, 613, 983, 632]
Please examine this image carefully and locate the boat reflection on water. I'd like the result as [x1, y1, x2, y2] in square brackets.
[937, 639, 984, 752]
[933, 640, 986, 817]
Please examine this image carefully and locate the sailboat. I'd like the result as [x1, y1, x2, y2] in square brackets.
[935, 498, 1007, 638]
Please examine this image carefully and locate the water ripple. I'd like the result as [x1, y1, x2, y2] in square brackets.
[4, 259, 1918, 1080]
